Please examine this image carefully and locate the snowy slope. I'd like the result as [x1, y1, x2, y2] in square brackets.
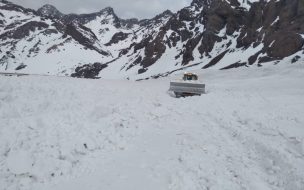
[1, 63, 304, 190]
[1, 0, 303, 79]
[0, 1, 112, 75]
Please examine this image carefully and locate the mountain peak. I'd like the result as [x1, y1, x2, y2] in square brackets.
[102, 7, 114, 12]
[191, 0, 207, 7]
[153, 9, 173, 20]
[37, 4, 63, 18]
[162, 9, 174, 16]
[99, 7, 115, 15]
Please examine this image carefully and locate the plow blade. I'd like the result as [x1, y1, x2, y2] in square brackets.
[169, 82, 206, 95]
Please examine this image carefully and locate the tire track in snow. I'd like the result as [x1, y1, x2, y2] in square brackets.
[204, 94, 304, 190]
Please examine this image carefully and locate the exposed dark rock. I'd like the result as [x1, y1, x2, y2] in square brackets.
[139, 10, 173, 27]
[62, 7, 121, 27]
[258, 56, 277, 63]
[105, 32, 130, 46]
[198, 31, 222, 56]
[71, 62, 108, 78]
[267, 33, 304, 58]
[120, 18, 139, 28]
[4, 21, 23, 30]
[203, 49, 230, 69]
[248, 51, 262, 65]
[133, 36, 153, 53]
[65, 23, 109, 56]
[118, 48, 129, 57]
[138, 68, 147, 74]
[291, 55, 301, 63]
[136, 62, 201, 81]
[229, 0, 241, 7]
[0, 21, 49, 40]
[42, 29, 59, 35]
[180, 30, 193, 42]
[182, 34, 203, 65]
[220, 61, 247, 70]
[46, 38, 72, 53]
[28, 40, 41, 57]
[0, 0, 35, 15]
[141, 30, 167, 68]
[15, 64, 27, 70]
[168, 32, 180, 47]
[127, 55, 142, 71]
[178, 8, 196, 22]
[191, 0, 205, 7]
[37, 4, 64, 19]
[165, 15, 185, 32]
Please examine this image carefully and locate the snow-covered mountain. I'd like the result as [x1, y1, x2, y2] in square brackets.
[0, 0, 303, 79]
[37, 4, 64, 19]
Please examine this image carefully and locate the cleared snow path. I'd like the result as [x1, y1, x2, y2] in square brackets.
[1, 64, 304, 190]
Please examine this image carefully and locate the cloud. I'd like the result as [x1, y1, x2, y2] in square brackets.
[9, 0, 192, 19]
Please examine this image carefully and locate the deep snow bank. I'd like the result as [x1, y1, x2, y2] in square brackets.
[0, 64, 304, 190]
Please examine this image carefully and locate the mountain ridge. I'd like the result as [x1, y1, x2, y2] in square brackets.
[0, 0, 303, 79]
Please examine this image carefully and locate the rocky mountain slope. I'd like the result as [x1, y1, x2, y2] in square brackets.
[0, 0, 303, 79]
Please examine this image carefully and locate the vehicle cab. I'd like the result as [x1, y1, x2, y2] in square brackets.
[183, 73, 198, 81]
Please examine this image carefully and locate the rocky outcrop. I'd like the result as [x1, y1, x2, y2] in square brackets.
[139, 10, 173, 27]
[0, 21, 49, 40]
[37, 4, 64, 19]
[203, 50, 230, 69]
[236, 0, 304, 62]
[141, 30, 167, 69]
[105, 32, 130, 46]
[267, 33, 304, 58]
[0, 0, 35, 14]
[62, 7, 121, 27]
[120, 18, 139, 28]
[71, 62, 108, 78]
[64, 23, 109, 56]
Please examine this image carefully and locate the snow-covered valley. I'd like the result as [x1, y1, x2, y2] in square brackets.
[1, 64, 304, 190]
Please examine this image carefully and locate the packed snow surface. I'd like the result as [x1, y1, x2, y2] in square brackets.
[1, 64, 304, 190]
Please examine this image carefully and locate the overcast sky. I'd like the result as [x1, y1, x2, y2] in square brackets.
[10, 0, 192, 19]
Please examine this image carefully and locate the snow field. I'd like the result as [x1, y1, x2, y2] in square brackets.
[0, 63, 304, 190]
